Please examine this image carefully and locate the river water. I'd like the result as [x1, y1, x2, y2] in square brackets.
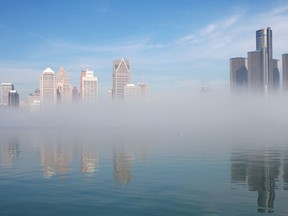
[0, 125, 288, 215]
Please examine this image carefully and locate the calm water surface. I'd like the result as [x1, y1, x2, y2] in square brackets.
[1, 126, 288, 215]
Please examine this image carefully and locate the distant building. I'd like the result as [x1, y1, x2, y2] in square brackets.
[8, 90, 19, 108]
[123, 82, 148, 100]
[56, 66, 72, 103]
[112, 58, 131, 102]
[283, 54, 288, 91]
[1, 83, 14, 105]
[272, 59, 280, 91]
[230, 57, 248, 91]
[80, 70, 86, 98]
[256, 27, 273, 91]
[40, 67, 57, 106]
[80, 70, 98, 102]
[124, 84, 137, 98]
[107, 90, 113, 102]
[230, 27, 276, 93]
[27, 89, 40, 105]
[136, 82, 149, 97]
[27, 89, 40, 111]
[248, 51, 262, 92]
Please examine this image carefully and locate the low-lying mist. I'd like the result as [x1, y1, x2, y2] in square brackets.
[1, 92, 288, 133]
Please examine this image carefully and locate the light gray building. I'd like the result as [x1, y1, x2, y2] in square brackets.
[248, 50, 263, 92]
[256, 27, 273, 92]
[1, 83, 14, 105]
[80, 70, 98, 102]
[112, 58, 131, 102]
[283, 54, 288, 91]
[272, 59, 280, 90]
[57, 66, 72, 103]
[40, 67, 57, 106]
[8, 90, 19, 108]
[230, 57, 248, 91]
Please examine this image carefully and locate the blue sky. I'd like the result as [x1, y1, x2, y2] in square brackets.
[0, 0, 288, 97]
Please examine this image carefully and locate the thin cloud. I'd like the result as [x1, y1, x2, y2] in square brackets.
[175, 14, 241, 44]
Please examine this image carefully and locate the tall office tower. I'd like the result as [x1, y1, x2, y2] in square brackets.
[283, 54, 288, 91]
[272, 59, 280, 90]
[256, 27, 273, 92]
[1, 83, 14, 105]
[230, 57, 248, 91]
[248, 51, 263, 92]
[112, 58, 131, 102]
[8, 90, 19, 108]
[80, 70, 98, 101]
[56, 66, 72, 103]
[40, 67, 57, 106]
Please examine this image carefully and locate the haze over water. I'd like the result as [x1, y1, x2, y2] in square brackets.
[1, 93, 288, 215]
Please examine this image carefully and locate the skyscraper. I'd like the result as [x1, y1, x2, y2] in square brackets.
[272, 59, 280, 90]
[230, 57, 248, 91]
[283, 54, 288, 91]
[8, 90, 19, 108]
[40, 67, 57, 106]
[56, 66, 72, 103]
[1, 83, 14, 105]
[112, 58, 131, 102]
[231, 27, 276, 93]
[256, 27, 273, 92]
[80, 70, 98, 102]
[248, 50, 263, 92]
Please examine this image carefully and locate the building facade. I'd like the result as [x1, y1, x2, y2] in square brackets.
[256, 27, 273, 91]
[8, 90, 19, 108]
[112, 58, 131, 102]
[248, 51, 263, 92]
[40, 67, 57, 106]
[1, 83, 14, 105]
[80, 70, 98, 101]
[56, 66, 72, 103]
[230, 57, 248, 91]
[283, 54, 288, 91]
[123, 82, 149, 100]
[272, 59, 280, 90]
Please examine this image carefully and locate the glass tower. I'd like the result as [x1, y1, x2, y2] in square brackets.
[256, 27, 273, 93]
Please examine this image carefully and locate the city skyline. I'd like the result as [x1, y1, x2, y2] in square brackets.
[230, 27, 284, 93]
[0, 1, 288, 97]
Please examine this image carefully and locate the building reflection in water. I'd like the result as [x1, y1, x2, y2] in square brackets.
[0, 135, 20, 167]
[40, 132, 72, 178]
[283, 151, 288, 190]
[231, 149, 281, 213]
[113, 144, 133, 185]
[81, 143, 98, 174]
